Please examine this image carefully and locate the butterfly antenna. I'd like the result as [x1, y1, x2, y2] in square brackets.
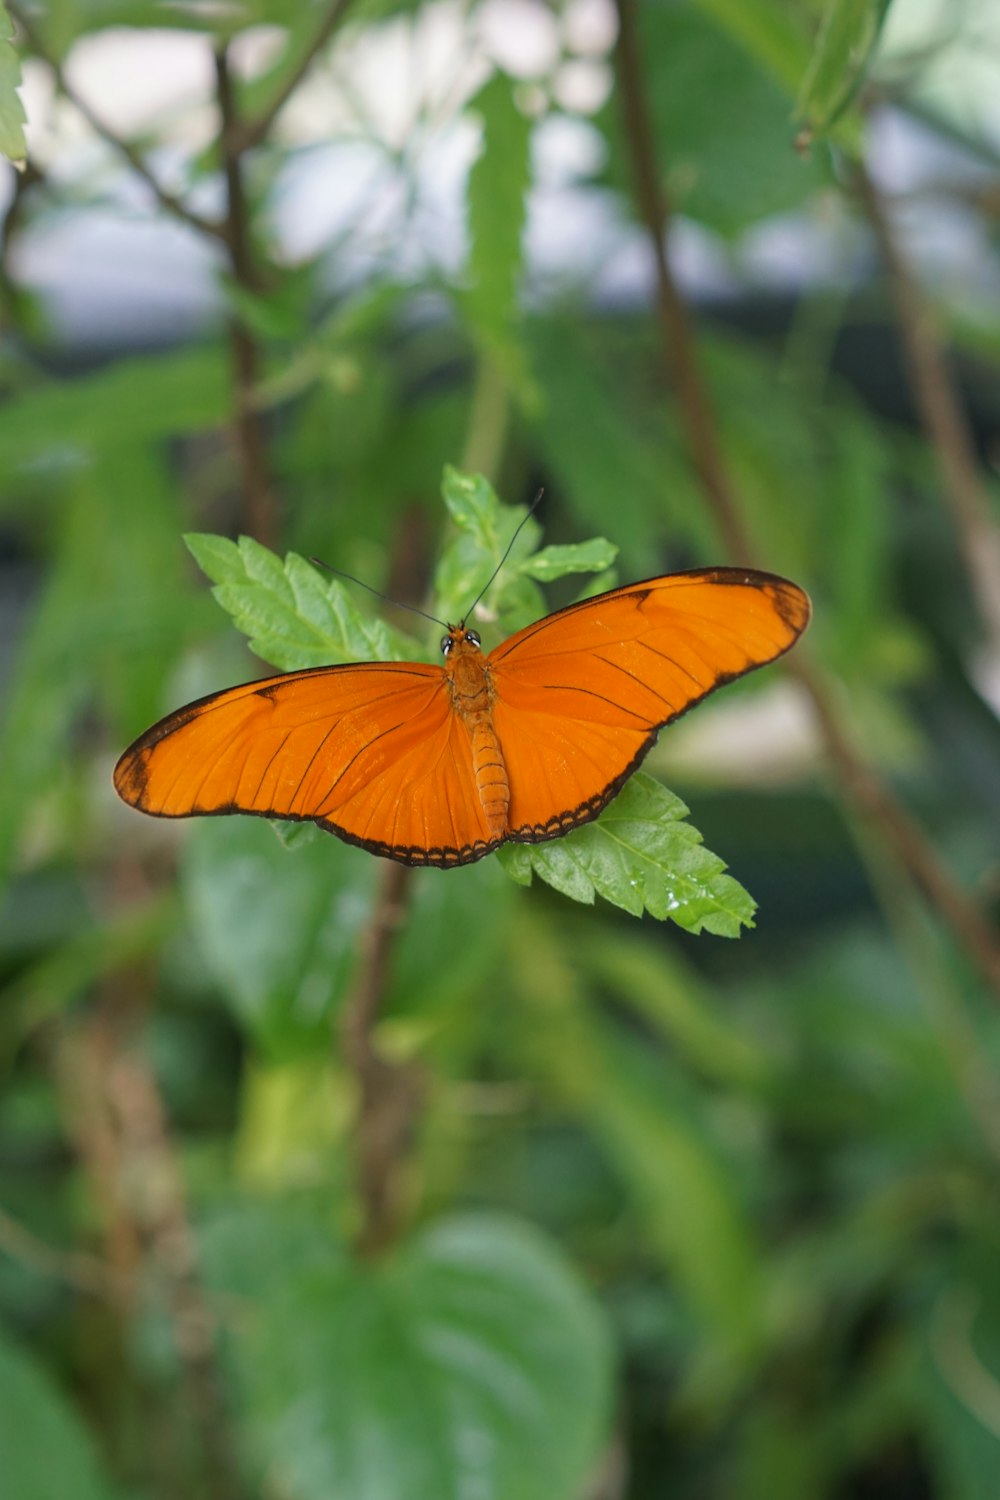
[463, 488, 544, 622]
[309, 558, 449, 630]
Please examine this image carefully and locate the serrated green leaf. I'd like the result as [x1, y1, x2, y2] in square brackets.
[183, 818, 377, 1057]
[497, 775, 756, 933]
[435, 468, 543, 629]
[441, 466, 498, 541]
[0, 4, 26, 164]
[520, 538, 619, 582]
[0, 1327, 118, 1500]
[183, 532, 246, 587]
[234, 1213, 613, 1500]
[796, 0, 892, 139]
[184, 533, 422, 669]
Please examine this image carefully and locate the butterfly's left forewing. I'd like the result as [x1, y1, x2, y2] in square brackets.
[114, 661, 500, 866]
[488, 568, 810, 842]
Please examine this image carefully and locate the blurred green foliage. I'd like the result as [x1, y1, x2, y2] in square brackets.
[1, 1, 999, 1498]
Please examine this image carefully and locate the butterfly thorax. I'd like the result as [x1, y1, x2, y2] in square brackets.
[442, 626, 509, 837]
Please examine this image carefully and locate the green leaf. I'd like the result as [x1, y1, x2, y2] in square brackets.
[0, 449, 194, 885]
[795, 0, 892, 140]
[182, 817, 377, 1057]
[519, 538, 619, 582]
[498, 774, 756, 934]
[509, 933, 765, 1366]
[919, 1257, 1000, 1500]
[589, 1033, 765, 1364]
[440, 467, 500, 542]
[435, 468, 543, 629]
[1, 895, 178, 1060]
[235, 1213, 613, 1500]
[184, 533, 422, 669]
[627, 2, 825, 236]
[463, 71, 533, 393]
[824, 401, 892, 670]
[528, 320, 696, 571]
[0, 1326, 118, 1500]
[199, 1197, 346, 1304]
[387, 855, 516, 1023]
[694, 0, 810, 97]
[581, 931, 773, 1087]
[0, 347, 231, 486]
[0, 3, 26, 164]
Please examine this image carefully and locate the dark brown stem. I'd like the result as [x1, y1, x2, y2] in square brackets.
[232, 0, 355, 154]
[102, 1039, 240, 1500]
[854, 158, 1000, 650]
[613, 0, 1000, 998]
[8, 4, 226, 243]
[215, 44, 279, 549]
[0, 1199, 125, 1301]
[339, 860, 421, 1257]
[614, 0, 749, 566]
[57, 1006, 241, 1500]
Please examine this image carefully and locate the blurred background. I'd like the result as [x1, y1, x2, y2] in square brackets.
[2, 0, 1000, 1497]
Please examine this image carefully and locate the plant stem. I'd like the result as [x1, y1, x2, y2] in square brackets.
[8, 4, 225, 242]
[339, 860, 421, 1256]
[215, 44, 279, 549]
[57, 1002, 241, 1500]
[232, 0, 356, 154]
[613, 0, 1000, 998]
[855, 155, 1000, 653]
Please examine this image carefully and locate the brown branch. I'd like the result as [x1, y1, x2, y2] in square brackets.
[231, 0, 356, 155]
[339, 860, 422, 1257]
[215, 43, 279, 548]
[102, 1038, 240, 1500]
[8, 4, 226, 243]
[0, 1201, 125, 1301]
[61, 1004, 241, 1500]
[854, 157, 1000, 652]
[613, 0, 1000, 998]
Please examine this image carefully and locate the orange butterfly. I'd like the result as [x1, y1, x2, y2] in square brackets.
[114, 568, 810, 867]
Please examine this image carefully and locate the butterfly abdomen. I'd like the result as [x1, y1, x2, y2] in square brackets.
[446, 635, 510, 837]
[469, 719, 510, 836]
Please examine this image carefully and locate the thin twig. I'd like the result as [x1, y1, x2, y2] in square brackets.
[215, 43, 279, 548]
[339, 860, 421, 1257]
[8, 3, 226, 243]
[613, 0, 1000, 998]
[0, 1202, 126, 1301]
[854, 156, 1000, 652]
[232, 0, 356, 154]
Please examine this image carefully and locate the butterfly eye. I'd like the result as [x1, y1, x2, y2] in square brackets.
[466, 630, 481, 649]
[440, 635, 453, 656]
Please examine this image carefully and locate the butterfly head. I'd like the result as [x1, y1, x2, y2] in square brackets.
[440, 624, 482, 657]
